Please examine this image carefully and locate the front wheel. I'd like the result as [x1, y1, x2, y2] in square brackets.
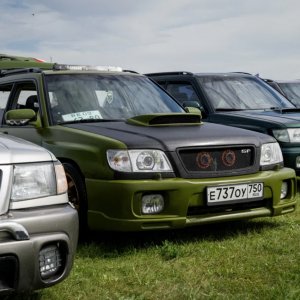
[62, 162, 88, 235]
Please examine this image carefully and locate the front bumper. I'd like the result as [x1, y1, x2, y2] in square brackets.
[86, 168, 297, 231]
[0, 203, 78, 294]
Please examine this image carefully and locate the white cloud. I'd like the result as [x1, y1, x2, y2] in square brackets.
[1, 0, 300, 79]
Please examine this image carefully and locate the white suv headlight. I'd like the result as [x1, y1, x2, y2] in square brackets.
[107, 149, 173, 172]
[260, 142, 283, 166]
[273, 128, 300, 143]
[11, 162, 67, 201]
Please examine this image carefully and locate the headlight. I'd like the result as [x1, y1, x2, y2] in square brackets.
[11, 162, 67, 201]
[273, 128, 300, 143]
[107, 149, 173, 172]
[260, 142, 283, 166]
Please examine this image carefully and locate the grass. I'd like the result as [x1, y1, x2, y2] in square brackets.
[6, 205, 300, 300]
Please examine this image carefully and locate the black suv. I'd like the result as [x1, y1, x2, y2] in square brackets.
[146, 72, 300, 180]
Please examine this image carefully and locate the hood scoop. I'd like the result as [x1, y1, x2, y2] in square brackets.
[126, 113, 202, 126]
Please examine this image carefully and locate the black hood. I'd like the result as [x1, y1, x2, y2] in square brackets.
[65, 115, 275, 151]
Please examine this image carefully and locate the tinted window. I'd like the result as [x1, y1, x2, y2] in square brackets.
[278, 82, 300, 107]
[166, 82, 200, 105]
[197, 76, 294, 110]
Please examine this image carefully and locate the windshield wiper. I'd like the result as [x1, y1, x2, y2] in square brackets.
[215, 108, 246, 111]
[262, 107, 300, 113]
[281, 107, 300, 112]
[268, 107, 282, 110]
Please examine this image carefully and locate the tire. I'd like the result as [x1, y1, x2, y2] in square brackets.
[62, 162, 88, 236]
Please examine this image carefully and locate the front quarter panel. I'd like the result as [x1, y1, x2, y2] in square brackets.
[40, 126, 126, 179]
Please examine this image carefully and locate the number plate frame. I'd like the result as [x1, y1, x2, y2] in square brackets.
[206, 182, 264, 206]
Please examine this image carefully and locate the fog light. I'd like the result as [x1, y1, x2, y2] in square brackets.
[280, 182, 288, 199]
[39, 244, 62, 280]
[296, 156, 300, 168]
[142, 194, 164, 214]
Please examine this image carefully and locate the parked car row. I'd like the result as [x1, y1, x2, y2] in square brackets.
[0, 53, 298, 294]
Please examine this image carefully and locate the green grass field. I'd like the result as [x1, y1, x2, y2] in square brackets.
[9, 205, 300, 300]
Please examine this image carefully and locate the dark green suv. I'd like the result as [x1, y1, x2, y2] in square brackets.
[0, 59, 297, 231]
[147, 72, 300, 184]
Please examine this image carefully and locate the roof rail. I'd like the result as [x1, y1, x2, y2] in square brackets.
[145, 71, 193, 76]
[0, 68, 43, 77]
[52, 64, 123, 72]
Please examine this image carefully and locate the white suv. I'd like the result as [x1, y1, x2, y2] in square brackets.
[0, 134, 78, 294]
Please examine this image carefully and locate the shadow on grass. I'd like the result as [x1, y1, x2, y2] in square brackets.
[79, 217, 285, 258]
[1, 291, 41, 300]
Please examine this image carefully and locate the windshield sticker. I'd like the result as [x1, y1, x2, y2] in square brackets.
[96, 90, 113, 106]
[106, 91, 113, 104]
[62, 110, 102, 122]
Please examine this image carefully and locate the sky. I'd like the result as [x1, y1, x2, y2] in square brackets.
[1, 0, 300, 79]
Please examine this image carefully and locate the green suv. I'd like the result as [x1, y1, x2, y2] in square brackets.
[0, 57, 297, 231]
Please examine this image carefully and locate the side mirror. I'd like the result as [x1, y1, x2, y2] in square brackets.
[5, 109, 40, 127]
[183, 101, 206, 118]
[182, 100, 201, 109]
[184, 106, 202, 117]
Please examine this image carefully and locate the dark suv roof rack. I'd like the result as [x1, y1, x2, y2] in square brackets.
[146, 71, 193, 76]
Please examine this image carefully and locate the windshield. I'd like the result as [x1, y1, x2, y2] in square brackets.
[45, 74, 184, 124]
[197, 76, 295, 110]
[278, 82, 300, 107]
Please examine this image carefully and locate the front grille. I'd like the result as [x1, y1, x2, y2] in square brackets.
[178, 145, 256, 177]
[0, 256, 18, 292]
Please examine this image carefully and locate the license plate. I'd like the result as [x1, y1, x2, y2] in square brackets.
[207, 183, 263, 205]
